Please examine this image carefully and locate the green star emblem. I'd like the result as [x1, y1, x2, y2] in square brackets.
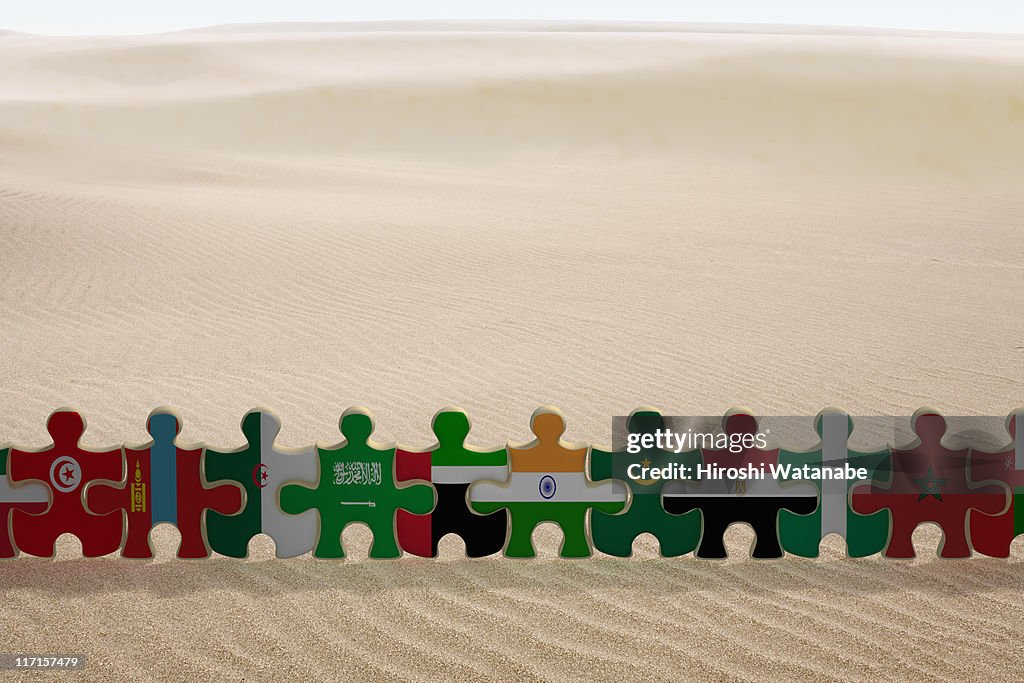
[914, 465, 946, 501]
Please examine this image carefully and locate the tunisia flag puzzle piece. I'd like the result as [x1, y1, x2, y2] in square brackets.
[8, 409, 124, 558]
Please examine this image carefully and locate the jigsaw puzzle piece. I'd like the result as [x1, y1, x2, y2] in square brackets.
[204, 410, 318, 558]
[281, 408, 434, 559]
[851, 409, 1007, 558]
[0, 447, 48, 558]
[9, 410, 124, 558]
[778, 410, 890, 558]
[469, 407, 625, 558]
[590, 409, 700, 557]
[204, 411, 262, 557]
[662, 410, 818, 559]
[87, 409, 244, 558]
[396, 409, 507, 558]
[967, 411, 1023, 558]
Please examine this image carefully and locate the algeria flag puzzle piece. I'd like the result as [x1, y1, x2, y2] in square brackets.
[280, 408, 435, 559]
[204, 409, 318, 558]
[395, 409, 508, 558]
[469, 407, 626, 558]
[590, 409, 701, 558]
[777, 409, 890, 558]
[851, 409, 1007, 559]
[87, 409, 244, 559]
[8, 409, 124, 558]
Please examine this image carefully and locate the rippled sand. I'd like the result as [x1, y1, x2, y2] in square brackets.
[1, 23, 1023, 681]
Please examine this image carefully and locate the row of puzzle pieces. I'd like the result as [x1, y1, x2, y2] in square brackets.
[1, 406, 1021, 560]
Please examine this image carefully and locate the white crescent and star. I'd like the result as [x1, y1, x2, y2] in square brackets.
[49, 455, 82, 493]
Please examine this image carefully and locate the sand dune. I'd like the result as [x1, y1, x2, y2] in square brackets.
[1, 24, 1024, 681]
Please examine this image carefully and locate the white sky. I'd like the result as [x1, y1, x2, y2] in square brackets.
[6, 0, 1024, 36]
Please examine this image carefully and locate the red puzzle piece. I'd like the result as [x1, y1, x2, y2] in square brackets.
[967, 412, 1022, 558]
[851, 410, 1006, 558]
[9, 410, 124, 558]
[87, 410, 242, 559]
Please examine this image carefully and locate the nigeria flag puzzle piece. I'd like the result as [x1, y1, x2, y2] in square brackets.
[777, 409, 890, 558]
[396, 409, 508, 558]
[469, 407, 626, 558]
[204, 409, 318, 558]
[280, 408, 435, 559]
[851, 409, 1006, 559]
[590, 409, 701, 558]
[86, 409, 244, 559]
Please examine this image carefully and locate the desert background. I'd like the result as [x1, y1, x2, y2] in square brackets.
[1, 22, 1023, 681]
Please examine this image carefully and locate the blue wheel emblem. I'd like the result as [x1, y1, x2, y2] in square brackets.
[539, 475, 557, 500]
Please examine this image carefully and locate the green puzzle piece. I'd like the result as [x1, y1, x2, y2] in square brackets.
[778, 411, 890, 558]
[205, 412, 262, 558]
[280, 409, 434, 558]
[591, 410, 701, 557]
[469, 408, 626, 558]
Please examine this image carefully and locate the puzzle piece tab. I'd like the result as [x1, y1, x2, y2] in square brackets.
[851, 409, 1006, 558]
[86, 409, 244, 558]
[396, 409, 507, 558]
[663, 410, 817, 559]
[9, 410, 124, 558]
[469, 407, 625, 558]
[778, 410, 890, 557]
[205, 410, 318, 558]
[280, 408, 434, 558]
[590, 410, 700, 557]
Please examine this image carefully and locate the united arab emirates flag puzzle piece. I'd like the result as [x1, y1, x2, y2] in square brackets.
[87, 409, 244, 559]
[8, 409, 124, 558]
[469, 406, 626, 558]
[204, 409, 319, 558]
[0, 445, 48, 557]
[395, 408, 508, 558]
[280, 408, 435, 559]
[777, 409, 890, 558]
[662, 409, 818, 559]
[590, 409, 701, 558]
[851, 409, 1006, 559]
[968, 411, 1024, 557]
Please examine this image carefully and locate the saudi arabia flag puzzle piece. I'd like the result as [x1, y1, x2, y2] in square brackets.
[280, 408, 435, 559]
[469, 406, 626, 558]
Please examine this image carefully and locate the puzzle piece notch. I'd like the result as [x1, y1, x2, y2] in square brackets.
[396, 408, 508, 558]
[777, 409, 890, 558]
[967, 410, 1023, 558]
[9, 410, 125, 558]
[663, 409, 818, 559]
[86, 409, 245, 558]
[281, 408, 434, 558]
[469, 407, 625, 558]
[590, 409, 700, 558]
[851, 409, 1007, 558]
